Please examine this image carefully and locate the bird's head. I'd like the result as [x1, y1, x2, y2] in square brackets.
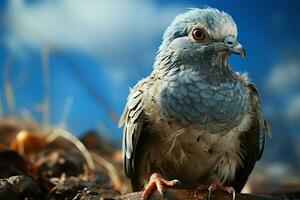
[155, 8, 245, 70]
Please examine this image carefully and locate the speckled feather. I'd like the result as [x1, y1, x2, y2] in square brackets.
[119, 7, 269, 192]
[157, 68, 250, 133]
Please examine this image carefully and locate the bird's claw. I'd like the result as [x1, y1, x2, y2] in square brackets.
[142, 173, 180, 200]
[207, 183, 235, 200]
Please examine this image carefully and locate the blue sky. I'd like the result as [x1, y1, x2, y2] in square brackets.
[0, 0, 299, 145]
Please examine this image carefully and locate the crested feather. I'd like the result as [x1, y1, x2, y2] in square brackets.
[161, 7, 237, 46]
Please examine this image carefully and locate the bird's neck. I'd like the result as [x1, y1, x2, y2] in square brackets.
[154, 48, 236, 84]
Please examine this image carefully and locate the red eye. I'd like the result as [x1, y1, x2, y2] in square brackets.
[192, 28, 205, 41]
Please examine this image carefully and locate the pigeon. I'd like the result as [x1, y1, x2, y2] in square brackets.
[119, 7, 269, 200]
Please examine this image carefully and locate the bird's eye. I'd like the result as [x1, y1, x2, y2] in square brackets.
[192, 28, 205, 41]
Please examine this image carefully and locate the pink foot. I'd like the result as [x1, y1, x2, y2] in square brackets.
[142, 173, 180, 200]
[208, 183, 235, 200]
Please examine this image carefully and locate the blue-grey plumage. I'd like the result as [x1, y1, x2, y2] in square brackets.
[119, 7, 269, 199]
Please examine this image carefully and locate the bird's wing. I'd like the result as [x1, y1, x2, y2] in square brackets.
[118, 81, 147, 188]
[229, 83, 270, 192]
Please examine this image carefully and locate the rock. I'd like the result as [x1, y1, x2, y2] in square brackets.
[44, 177, 95, 200]
[0, 179, 20, 200]
[0, 148, 28, 178]
[87, 171, 114, 190]
[108, 189, 285, 200]
[7, 175, 42, 200]
[44, 176, 119, 200]
[37, 150, 84, 178]
[73, 187, 119, 200]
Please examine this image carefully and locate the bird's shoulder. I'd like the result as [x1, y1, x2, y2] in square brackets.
[118, 78, 148, 128]
[119, 70, 163, 133]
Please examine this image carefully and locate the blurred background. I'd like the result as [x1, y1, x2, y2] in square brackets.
[0, 0, 299, 192]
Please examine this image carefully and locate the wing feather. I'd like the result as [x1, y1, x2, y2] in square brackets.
[229, 83, 270, 192]
[119, 84, 146, 183]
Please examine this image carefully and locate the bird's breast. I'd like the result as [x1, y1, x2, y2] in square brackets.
[156, 70, 250, 134]
[143, 114, 249, 187]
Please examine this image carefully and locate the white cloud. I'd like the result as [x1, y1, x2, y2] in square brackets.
[285, 94, 300, 123]
[4, 0, 181, 83]
[265, 61, 300, 92]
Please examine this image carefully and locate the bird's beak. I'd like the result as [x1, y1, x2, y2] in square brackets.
[223, 36, 246, 58]
[232, 42, 246, 58]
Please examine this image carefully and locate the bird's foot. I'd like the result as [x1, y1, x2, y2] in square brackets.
[196, 183, 235, 200]
[142, 173, 180, 200]
[208, 183, 235, 200]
